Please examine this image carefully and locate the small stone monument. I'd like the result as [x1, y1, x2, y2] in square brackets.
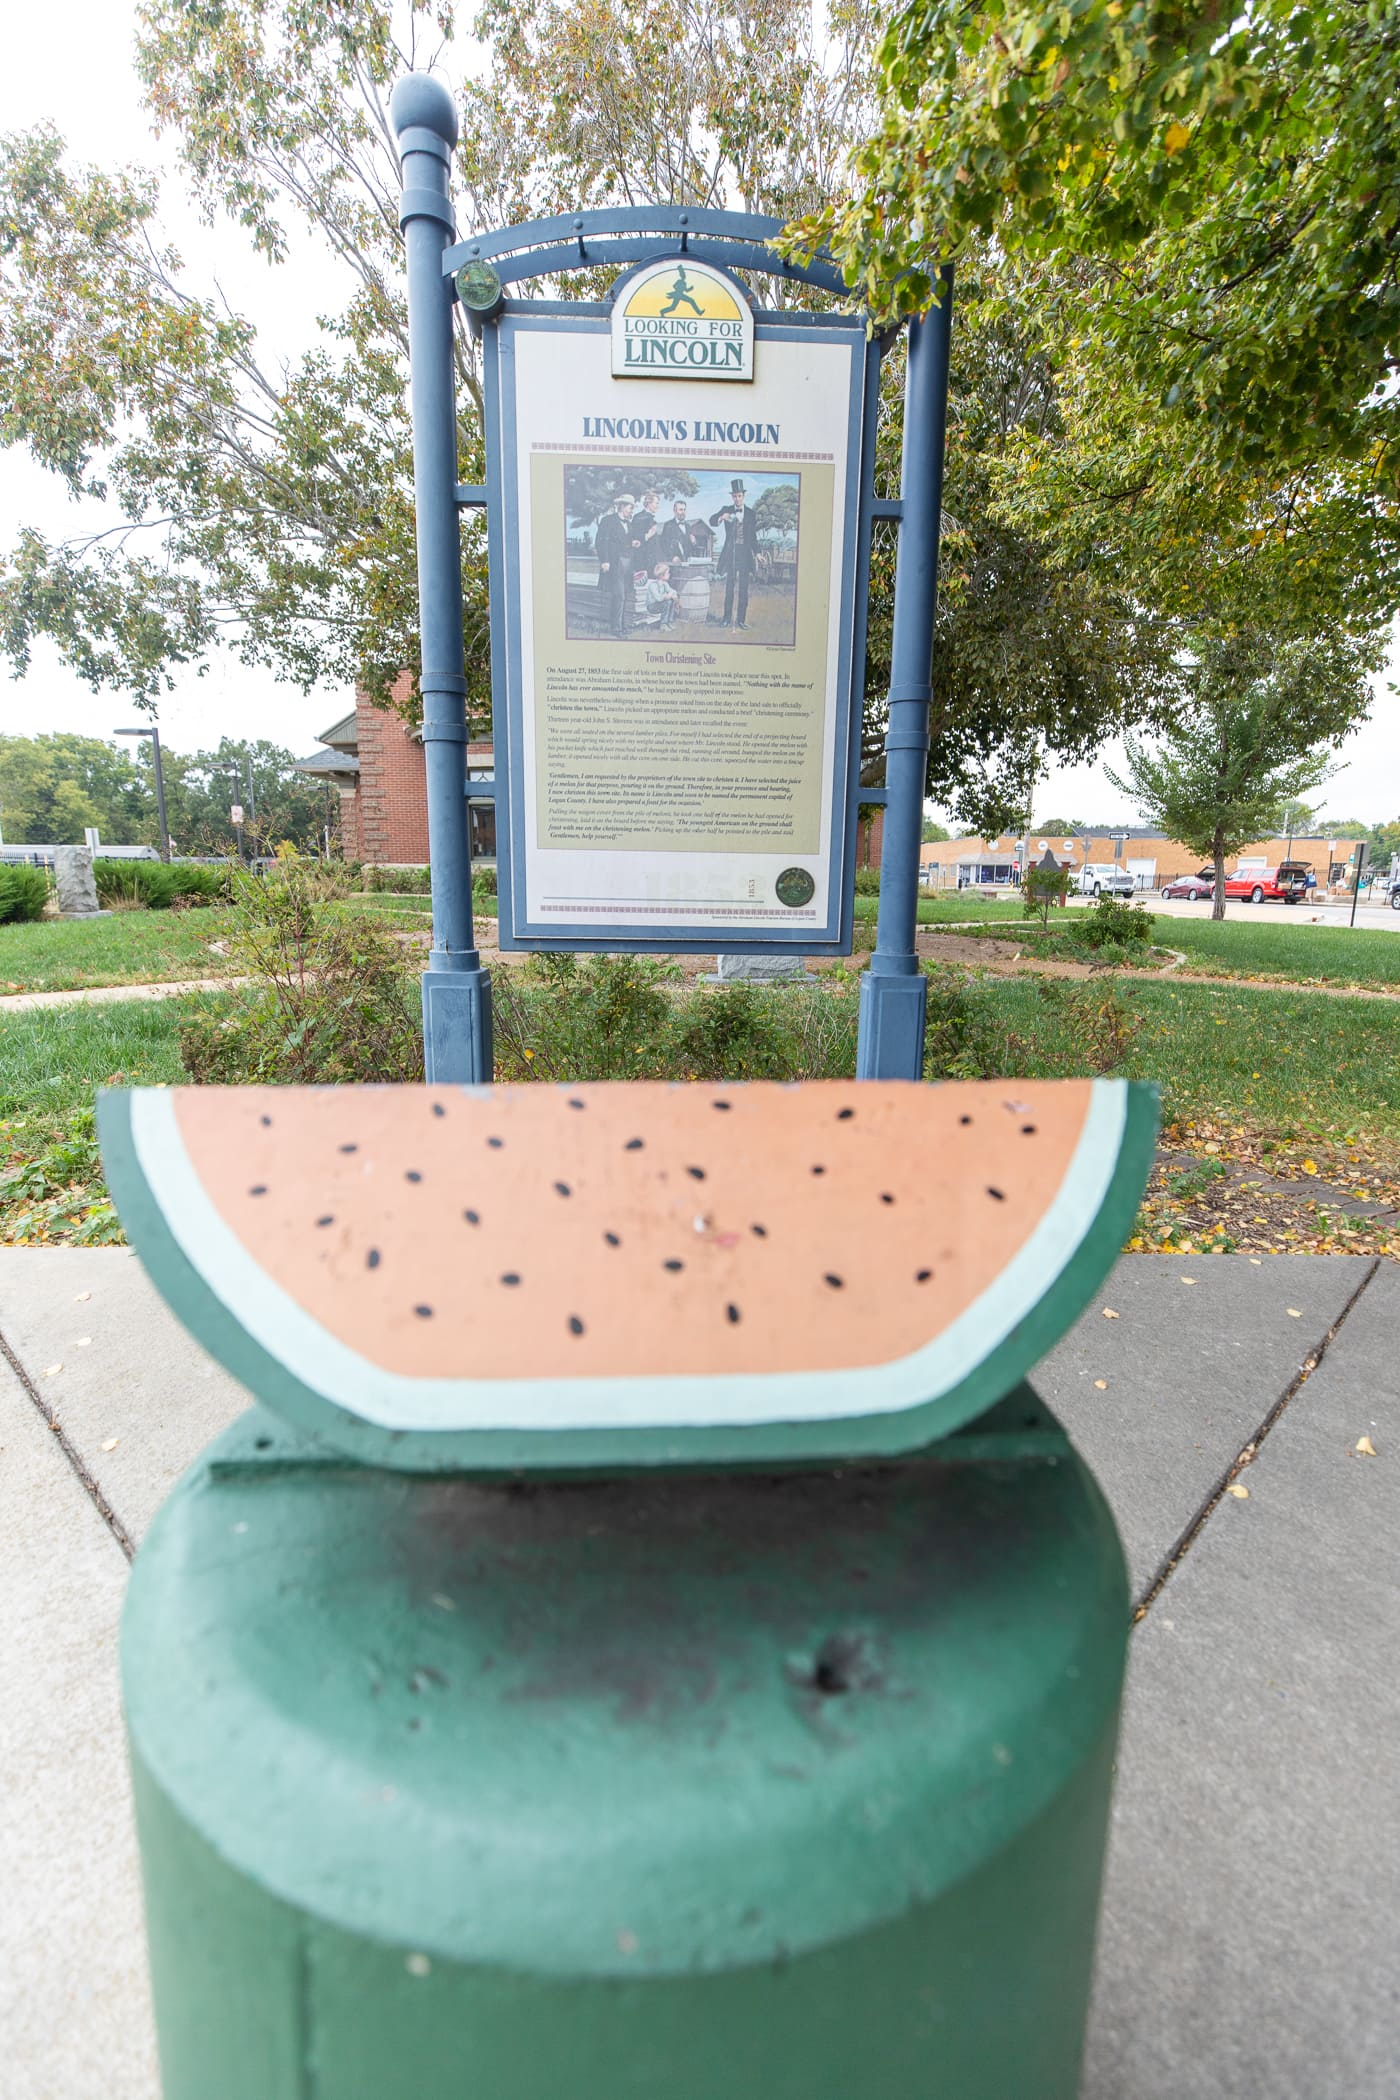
[711, 952, 806, 984]
[53, 847, 108, 919]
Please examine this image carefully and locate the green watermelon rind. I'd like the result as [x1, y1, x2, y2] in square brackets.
[97, 1081, 1157, 1475]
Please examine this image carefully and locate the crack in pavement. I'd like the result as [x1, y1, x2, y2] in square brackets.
[1131, 1257, 1382, 1620]
[0, 1326, 135, 1562]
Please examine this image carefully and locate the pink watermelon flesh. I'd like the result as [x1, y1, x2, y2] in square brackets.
[150, 1079, 1104, 1380]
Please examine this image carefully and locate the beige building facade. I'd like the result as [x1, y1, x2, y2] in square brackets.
[919, 828, 1365, 892]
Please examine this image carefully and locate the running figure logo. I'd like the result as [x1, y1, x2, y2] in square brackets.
[659, 265, 705, 318]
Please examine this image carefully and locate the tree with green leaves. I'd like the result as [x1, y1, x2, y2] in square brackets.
[0, 733, 144, 845]
[0, 0, 1191, 836]
[805, 0, 1400, 633]
[1106, 630, 1382, 919]
[921, 817, 951, 843]
[0, 730, 323, 852]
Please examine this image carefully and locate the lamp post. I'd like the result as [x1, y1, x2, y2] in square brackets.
[114, 725, 171, 861]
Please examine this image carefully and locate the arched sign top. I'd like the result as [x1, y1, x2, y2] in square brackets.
[440, 204, 850, 300]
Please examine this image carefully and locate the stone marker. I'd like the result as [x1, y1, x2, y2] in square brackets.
[53, 847, 108, 919]
[711, 951, 806, 983]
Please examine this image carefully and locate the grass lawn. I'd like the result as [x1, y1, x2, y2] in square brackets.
[0, 899, 437, 993]
[0, 908, 238, 994]
[1153, 912, 1400, 990]
[0, 992, 226, 1244]
[3, 970, 1395, 1247]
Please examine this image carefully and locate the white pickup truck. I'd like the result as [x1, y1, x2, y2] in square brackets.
[1072, 863, 1136, 899]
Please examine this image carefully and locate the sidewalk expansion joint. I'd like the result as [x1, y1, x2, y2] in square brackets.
[0, 1327, 136, 1563]
[1132, 1256, 1382, 1622]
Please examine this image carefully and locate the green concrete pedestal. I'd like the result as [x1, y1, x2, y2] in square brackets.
[123, 1388, 1128, 2099]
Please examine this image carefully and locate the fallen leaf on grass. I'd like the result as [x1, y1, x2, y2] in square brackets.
[100, 1437, 119, 1452]
[1355, 1436, 1377, 1458]
[1102, 1308, 1120, 1320]
[1226, 1483, 1251, 1499]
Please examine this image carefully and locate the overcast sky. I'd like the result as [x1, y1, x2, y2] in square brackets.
[2, 2, 1396, 825]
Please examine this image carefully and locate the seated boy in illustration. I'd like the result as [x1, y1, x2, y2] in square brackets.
[641, 560, 680, 628]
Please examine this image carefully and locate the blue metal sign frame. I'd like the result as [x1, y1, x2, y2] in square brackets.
[390, 75, 952, 1087]
[485, 304, 875, 954]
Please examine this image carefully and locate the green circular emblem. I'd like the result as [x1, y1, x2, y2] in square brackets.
[775, 866, 816, 909]
[455, 259, 503, 314]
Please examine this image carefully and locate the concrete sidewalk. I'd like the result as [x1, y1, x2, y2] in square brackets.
[1, 1249, 1395, 2098]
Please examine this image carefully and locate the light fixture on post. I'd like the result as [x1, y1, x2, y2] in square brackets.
[113, 724, 171, 861]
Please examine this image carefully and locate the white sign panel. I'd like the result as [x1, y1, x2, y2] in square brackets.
[490, 302, 867, 950]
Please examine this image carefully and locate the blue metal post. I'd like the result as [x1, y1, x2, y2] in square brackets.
[857, 272, 954, 1080]
[391, 75, 492, 1083]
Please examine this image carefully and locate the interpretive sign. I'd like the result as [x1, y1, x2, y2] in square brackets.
[486, 285, 869, 952]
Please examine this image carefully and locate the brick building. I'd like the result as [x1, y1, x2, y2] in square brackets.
[296, 673, 494, 867]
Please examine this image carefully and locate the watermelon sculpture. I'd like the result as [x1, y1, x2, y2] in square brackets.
[98, 1077, 1155, 1471]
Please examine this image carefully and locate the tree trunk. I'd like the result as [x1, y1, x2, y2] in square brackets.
[1212, 839, 1227, 921]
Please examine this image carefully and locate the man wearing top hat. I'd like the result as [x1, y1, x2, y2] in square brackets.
[594, 492, 638, 638]
[709, 477, 758, 630]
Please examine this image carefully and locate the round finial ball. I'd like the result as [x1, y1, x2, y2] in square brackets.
[390, 74, 459, 148]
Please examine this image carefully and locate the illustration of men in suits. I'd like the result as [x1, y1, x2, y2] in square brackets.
[630, 489, 663, 568]
[709, 478, 758, 630]
[657, 498, 692, 569]
[594, 493, 637, 638]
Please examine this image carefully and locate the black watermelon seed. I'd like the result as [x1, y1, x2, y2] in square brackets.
[414, 1304, 433, 1319]
[316, 1215, 334, 1228]
[663, 1259, 684, 1273]
[916, 1268, 933, 1283]
[432, 1102, 446, 1118]
[463, 1209, 480, 1226]
[487, 1136, 504, 1149]
[259, 1114, 272, 1127]
[837, 1107, 855, 1120]
[880, 1192, 895, 1205]
[568, 1096, 585, 1109]
[500, 1272, 521, 1287]
[726, 1303, 741, 1324]
[405, 1169, 423, 1183]
[340, 1142, 358, 1153]
[987, 1186, 1006, 1201]
[625, 1137, 644, 1151]
[751, 1224, 768, 1238]
[568, 1315, 585, 1336]
[1022, 1123, 1037, 1135]
[824, 1273, 844, 1289]
[554, 1181, 571, 1197]
[712, 1099, 732, 1111]
[603, 1231, 621, 1247]
[367, 1248, 381, 1270]
[249, 1184, 268, 1196]
[811, 1164, 826, 1176]
[958, 1115, 972, 1127]
[686, 1165, 706, 1181]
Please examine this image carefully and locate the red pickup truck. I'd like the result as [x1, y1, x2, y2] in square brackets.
[1222, 862, 1310, 904]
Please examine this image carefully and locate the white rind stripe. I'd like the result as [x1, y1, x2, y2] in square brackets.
[129, 1083, 1128, 1433]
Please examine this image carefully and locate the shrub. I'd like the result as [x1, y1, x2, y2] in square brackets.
[0, 864, 50, 924]
[1022, 858, 1072, 927]
[363, 864, 432, 894]
[853, 867, 881, 895]
[472, 864, 498, 897]
[178, 869, 423, 1085]
[93, 860, 228, 910]
[1078, 894, 1153, 949]
[922, 963, 1139, 1080]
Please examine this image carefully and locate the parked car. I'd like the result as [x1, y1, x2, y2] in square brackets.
[1385, 853, 1400, 911]
[1160, 873, 1214, 901]
[1221, 861, 1310, 904]
[1073, 863, 1136, 898]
